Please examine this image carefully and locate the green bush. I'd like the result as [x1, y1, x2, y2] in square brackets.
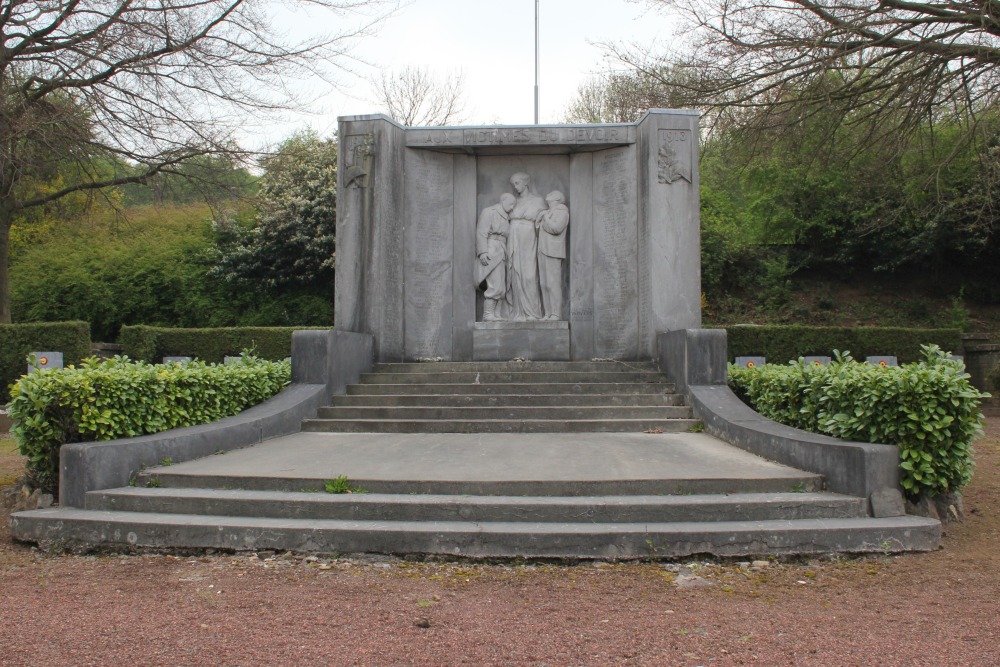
[724, 325, 962, 364]
[10, 203, 334, 341]
[119, 325, 330, 363]
[7, 355, 291, 494]
[728, 346, 986, 498]
[0, 321, 92, 400]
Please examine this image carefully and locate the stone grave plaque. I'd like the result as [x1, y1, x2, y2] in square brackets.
[734, 356, 765, 368]
[29, 352, 63, 373]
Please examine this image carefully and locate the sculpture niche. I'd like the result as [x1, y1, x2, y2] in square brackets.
[475, 172, 569, 322]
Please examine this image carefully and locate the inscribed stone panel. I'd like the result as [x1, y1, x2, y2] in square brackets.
[593, 147, 638, 359]
[404, 150, 455, 359]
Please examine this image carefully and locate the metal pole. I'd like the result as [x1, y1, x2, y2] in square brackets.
[534, 0, 539, 124]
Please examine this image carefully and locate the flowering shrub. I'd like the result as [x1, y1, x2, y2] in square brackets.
[7, 355, 290, 493]
[729, 346, 985, 498]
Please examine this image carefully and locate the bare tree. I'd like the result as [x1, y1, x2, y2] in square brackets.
[563, 68, 688, 124]
[372, 65, 466, 126]
[0, 0, 392, 323]
[619, 1, 1000, 148]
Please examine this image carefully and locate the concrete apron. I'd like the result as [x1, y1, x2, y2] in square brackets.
[11, 428, 941, 559]
[137, 431, 816, 495]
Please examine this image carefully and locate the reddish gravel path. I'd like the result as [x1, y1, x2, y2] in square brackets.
[1, 424, 998, 666]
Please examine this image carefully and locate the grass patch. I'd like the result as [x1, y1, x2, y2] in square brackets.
[0, 435, 26, 488]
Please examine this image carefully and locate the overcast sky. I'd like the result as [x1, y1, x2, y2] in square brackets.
[256, 0, 676, 144]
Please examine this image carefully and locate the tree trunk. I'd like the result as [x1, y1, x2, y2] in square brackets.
[0, 213, 10, 324]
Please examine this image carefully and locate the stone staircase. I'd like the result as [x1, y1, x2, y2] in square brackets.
[302, 360, 699, 434]
[10, 361, 941, 558]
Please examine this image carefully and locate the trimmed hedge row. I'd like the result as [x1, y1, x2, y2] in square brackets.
[119, 325, 331, 363]
[8, 355, 291, 494]
[728, 346, 985, 499]
[0, 322, 92, 399]
[724, 325, 963, 364]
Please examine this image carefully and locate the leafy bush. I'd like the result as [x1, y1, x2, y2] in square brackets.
[0, 321, 92, 400]
[7, 355, 290, 494]
[10, 203, 333, 341]
[728, 346, 985, 498]
[725, 325, 962, 365]
[119, 325, 330, 363]
[210, 131, 336, 292]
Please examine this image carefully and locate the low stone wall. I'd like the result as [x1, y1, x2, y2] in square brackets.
[658, 329, 903, 515]
[58, 330, 374, 508]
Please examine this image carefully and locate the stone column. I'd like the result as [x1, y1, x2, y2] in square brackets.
[636, 109, 702, 358]
[335, 115, 407, 361]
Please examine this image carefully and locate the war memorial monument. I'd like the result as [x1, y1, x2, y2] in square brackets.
[335, 110, 700, 362]
[9, 112, 941, 558]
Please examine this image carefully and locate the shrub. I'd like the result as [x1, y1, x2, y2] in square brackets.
[0, 321, 92, 400]
[7, 354, 290, 494]
[724, 325, 962, 364]
[119, 325, 330, 363]
[728, 346, 985, 499]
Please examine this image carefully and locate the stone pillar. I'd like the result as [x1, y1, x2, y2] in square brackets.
[637, 110, 702, 358]
[335, 115, 407, 362]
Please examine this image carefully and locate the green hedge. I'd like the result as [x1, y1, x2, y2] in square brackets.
[0, 322, 92, 400]
[119, 325, 331, 363]
[728, 346, 985, 498]
[7, 355, 291, 494]
[724, 325, 963, 364]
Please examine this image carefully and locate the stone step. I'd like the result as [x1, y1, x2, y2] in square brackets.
[329, 393, 687, 407]
[315, 405, 694, 421]
[374, 361, 662, 373]
[10, 508, 942, 558]
[134, 466, 822, 496]
[300, 418, 703, 435]
[358, 371, 665, 385]
[346, 382, 677, 396]
[87, 488, 868, 523]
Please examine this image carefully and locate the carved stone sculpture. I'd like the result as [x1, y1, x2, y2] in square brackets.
[505, 172, 546, 321]
[536, 190, 569, 320]
[475, 193, 515, 321]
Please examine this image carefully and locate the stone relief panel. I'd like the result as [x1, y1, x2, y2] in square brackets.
[657, 129, 692, 185]
[474, 157, 570, 323]
[344, 133, 374, 188]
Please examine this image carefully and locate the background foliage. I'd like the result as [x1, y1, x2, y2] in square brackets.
[209, 131, 337, 294]
[725, 326, 963, 365]
[120, 326, 328, 363]
[0, 322, 92, 400]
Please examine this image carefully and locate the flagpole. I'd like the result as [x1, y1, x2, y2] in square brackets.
[534, 0, 539, 124]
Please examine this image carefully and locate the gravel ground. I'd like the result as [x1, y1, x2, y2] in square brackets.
[1, 424, 998, 667]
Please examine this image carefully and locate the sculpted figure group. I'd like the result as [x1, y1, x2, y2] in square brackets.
[476, 172, 569, 322]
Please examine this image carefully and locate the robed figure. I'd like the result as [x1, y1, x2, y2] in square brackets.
[506, 172, 546, 321]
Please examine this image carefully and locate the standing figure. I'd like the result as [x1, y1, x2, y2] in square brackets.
[505, 172, 546, 321]
[536, 190, 569, 320]
[475, 193, 515, 322]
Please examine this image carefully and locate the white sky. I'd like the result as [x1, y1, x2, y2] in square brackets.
[255, 0, 675, 143]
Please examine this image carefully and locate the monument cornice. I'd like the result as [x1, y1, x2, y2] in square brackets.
[405, 124, 636, 154]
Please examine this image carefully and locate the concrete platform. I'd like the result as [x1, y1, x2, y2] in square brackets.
[137, 431, 819, 494]
[11, 430, 942, 558]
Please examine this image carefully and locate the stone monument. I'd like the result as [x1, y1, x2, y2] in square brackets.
[335, 110, 701, 361]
